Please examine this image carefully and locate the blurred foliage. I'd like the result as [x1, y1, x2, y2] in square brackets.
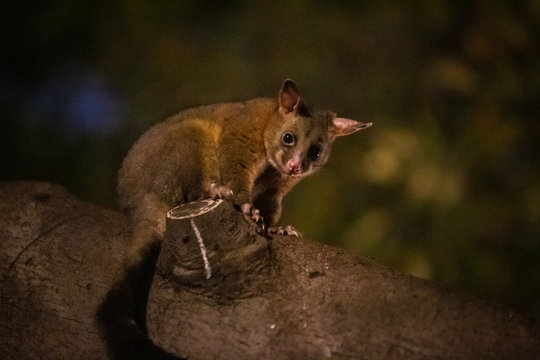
[2, 1, 539, 320]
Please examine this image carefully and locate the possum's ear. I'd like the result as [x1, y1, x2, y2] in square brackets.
[279, 79, 302, 114]
[331, 117, 372, 137]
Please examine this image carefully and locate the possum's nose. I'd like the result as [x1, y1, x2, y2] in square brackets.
[286, 155, 302, 176]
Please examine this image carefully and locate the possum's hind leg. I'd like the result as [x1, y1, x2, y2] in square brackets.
[124, 195, 169, 265]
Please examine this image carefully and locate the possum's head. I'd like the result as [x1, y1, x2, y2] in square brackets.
[265, 79, 372, 178]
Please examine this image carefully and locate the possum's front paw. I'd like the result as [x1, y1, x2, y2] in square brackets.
[241, 203, 265, 230]
[207, 183, 234, 200]
[268, 225, 300, 237]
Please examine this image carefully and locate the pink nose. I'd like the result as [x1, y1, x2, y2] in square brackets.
[287, 159, 302, 175]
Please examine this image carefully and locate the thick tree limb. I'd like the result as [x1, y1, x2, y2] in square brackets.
[1, 182, 539, 359]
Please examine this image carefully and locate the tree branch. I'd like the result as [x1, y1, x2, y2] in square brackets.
[1, 182, 539, 359]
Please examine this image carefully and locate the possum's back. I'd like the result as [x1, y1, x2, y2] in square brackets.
[116, 98, 275, 216]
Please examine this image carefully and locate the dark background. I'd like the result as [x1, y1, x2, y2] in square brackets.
[2, 1, 539, 321]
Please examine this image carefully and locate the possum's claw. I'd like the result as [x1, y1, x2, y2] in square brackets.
[241, 203, 265, 230]
[208, 183, 234, 200]
[268, 225, 300, 237]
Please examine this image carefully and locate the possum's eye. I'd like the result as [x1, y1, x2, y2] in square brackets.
[308, 145, 321, 160]
[282, 133, 295, 146]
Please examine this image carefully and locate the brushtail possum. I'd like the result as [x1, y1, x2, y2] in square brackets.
[97, 79, 372, 360]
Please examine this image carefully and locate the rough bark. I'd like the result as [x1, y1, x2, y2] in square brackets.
[0, 182, 127, 360]
[1, 181, 539, 360]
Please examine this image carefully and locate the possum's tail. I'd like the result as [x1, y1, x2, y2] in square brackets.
[96, 241, 185, 360]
